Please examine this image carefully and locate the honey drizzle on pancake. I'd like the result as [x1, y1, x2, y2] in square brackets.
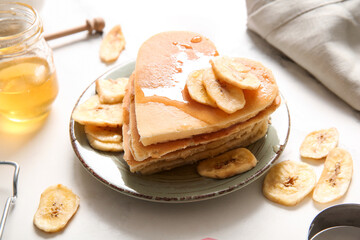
[135, 33, 278, 125]
[191, 36, 202, 43]
[135, 37, 230, 124]
[141, 42, 215, 103]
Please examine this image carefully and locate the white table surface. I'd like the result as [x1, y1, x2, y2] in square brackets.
[1, 1, 359, 239]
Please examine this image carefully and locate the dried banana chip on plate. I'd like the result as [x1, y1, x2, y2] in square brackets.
[99, 25, 126, 63]
[263, 160, 316, 206]
[197, 148, 257, 179]
[300, 128, 339, 159]
[210, 56, 260, 90]
[86, 134, 123, 152]
[84, 125, 122, 143]
[34, 184, 80, 233]
[313, 148, 353, 204]
[186, 69, 217, 107]
[72, 95, 123, 128]
[85, 124, 123, 152]
[203, 68, 245, 114]
[96, 78, 129, 104]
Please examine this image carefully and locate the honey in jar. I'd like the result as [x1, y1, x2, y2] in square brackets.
[0, 3, 58, 123]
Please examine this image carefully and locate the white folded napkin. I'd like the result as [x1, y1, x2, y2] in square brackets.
[246, 0, 360, 111]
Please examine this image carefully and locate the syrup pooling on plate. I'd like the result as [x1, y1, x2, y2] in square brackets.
[141, 38, 216, 103]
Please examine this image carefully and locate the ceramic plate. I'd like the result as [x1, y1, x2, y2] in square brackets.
[69, 61, 290, 203]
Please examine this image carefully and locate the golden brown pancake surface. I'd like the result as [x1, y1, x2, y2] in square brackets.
[134, 31, 279, 146]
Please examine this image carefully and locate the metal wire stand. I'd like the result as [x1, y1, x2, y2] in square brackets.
[0, 162, 20, 240]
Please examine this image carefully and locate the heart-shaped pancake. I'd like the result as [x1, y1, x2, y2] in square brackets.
[133, 31, 279, 146]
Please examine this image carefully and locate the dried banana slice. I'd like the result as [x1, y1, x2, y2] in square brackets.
[86, 134, 123, 152]
[84, 125, 122, 143]
[96, 78, 129, 104]
[34, 184, 80, 233]
[203, 68, 245, 114]
[186, 70, 217, 107]
[300, 128, 339, 159]
[263, 160, 316, 206]
[210, 56, 260, 90]
[72, 95, 123, 128]
[313, 148, 353, 204]
[99, 25, 126, 63]
[197, 148, 257, 179]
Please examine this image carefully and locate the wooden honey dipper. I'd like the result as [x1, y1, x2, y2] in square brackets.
[44, 17, 105, 41]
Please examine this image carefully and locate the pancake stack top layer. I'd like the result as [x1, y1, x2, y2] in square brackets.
[133, 31, 279, 146]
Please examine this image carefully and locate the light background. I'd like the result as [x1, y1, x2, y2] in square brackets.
[0, 1, 359, 239]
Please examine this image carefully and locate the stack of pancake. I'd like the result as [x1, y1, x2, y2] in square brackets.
[122, 31, 280, 174]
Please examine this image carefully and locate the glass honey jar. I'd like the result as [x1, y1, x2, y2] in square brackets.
[0, 2, 58, 123]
